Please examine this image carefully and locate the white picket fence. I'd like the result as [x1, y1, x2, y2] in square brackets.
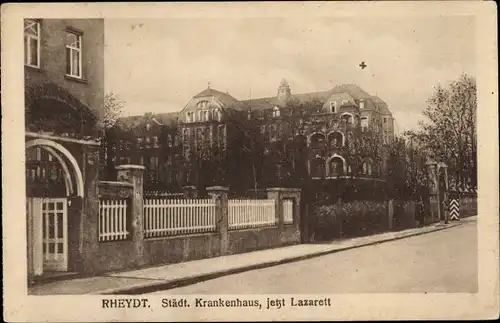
[143, 198, 217, 238]
[99, 199, 130, 242]
[283, 199, 294, 224]
[228, 199, 276, 230]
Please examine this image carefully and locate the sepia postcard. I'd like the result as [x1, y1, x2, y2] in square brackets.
[1, 1, 499, 321]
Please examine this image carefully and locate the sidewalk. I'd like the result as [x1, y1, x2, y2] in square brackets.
[29, 217, 475, 295]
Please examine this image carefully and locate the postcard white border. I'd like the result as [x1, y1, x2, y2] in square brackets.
[2, 2, 498, 321]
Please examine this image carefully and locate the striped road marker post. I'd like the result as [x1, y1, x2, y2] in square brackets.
[450, 198, 460, 220]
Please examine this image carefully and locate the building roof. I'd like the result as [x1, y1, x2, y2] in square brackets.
[241, 89, 333, 110]
[193, 88, 244, 110]
[370, 96, 392, 115]
[330, 84, 372, 100]
[116, 83, 391, 127]
[115, 111, 179, 130]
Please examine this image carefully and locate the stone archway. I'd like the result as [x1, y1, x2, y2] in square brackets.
[26, 138, 84, 197]
[26, 138, 85, 277]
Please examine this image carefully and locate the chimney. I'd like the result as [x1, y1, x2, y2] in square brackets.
[359, 99, 365, 110]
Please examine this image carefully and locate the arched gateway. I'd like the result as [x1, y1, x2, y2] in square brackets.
[26, 137, 87, 276]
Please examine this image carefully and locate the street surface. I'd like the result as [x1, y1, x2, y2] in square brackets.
[149, 219, 477, 294]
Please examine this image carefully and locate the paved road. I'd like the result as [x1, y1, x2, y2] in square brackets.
[149, 219, 477, 294]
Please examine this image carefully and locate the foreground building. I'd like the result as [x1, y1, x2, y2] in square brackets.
[110, 80, 395, 195]
[24, 19, 105, 281]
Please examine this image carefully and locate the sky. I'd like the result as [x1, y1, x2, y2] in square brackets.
[104, 15, 475, 133]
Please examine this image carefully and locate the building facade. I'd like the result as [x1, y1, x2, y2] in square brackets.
[110, 80, 395, 195]
[24, 19, 105, 281]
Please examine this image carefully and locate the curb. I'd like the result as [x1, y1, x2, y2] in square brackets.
[98, 221, 464, 295]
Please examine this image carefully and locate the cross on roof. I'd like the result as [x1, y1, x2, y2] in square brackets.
[359, 61, 367, 69]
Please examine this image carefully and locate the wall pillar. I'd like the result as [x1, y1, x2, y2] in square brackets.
[267, 188, 302, 244]
[267, 188, 284, 231]
[388, 199, 394, 230]
[437, 162, 449, 223]
[79, 145, 100, 275]
[207, 186, 229, 256]
[116, 164, 145, 268]
[425, 160, 439, 224]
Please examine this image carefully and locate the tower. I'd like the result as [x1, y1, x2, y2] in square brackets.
[277, 78, 291, 102]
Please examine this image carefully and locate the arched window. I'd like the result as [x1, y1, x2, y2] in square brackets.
[204, 110, 211, 122]
[328, 156, 344, 176]
[341, 113, 354, 125]
[309, 133, 326, 150]
[214, 109, 222, 122]
[310, 156, 325, 178]
[273, 106, 281, 118]
[328, 131, 343, 148]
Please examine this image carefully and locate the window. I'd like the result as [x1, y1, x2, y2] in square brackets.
[329, 157, 344, 176]
[384, 117, 388, 124]
[152, 136, 159, 148]
[204, 110, 210, 121]
[66, 31, 82, 78]
[361, 117, 368, 131]
[24, 19, 40, 68]
[273, 106, 280, 118]
[329, 101, 337, 113]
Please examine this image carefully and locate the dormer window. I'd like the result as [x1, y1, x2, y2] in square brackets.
[329, 101, 337, 113]
[273, 106, 280, 118]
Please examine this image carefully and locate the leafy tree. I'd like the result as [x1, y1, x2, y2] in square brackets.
[405, 74, 477, 189]
[99, 92, 125, 179]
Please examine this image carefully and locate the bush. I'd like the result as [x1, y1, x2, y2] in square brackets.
[313, 200, 388, 241]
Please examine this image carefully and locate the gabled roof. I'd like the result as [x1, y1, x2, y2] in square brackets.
[193, 88, 244, 110]
[153, 112, 180, 125]
[115, 112, 179, 130]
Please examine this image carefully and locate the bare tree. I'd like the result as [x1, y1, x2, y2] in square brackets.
[405, 73, 477, 189]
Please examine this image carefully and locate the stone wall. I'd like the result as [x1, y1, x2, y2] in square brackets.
[80, 166, 302, 275]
